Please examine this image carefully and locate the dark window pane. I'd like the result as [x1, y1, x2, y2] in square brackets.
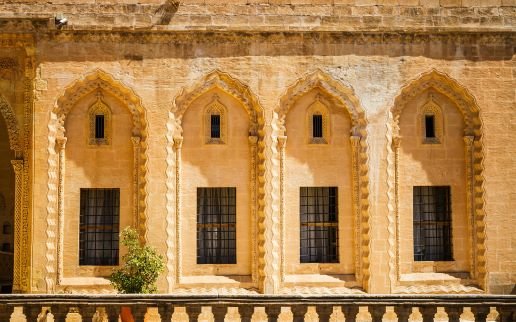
[197, 187, 236, 264]
[300, 187, 339, 263]
[413, 186, 453, 261]
[312, 114, 323, 138]
[425, 115, 435, 138]
[95, 114, 105, 139]
[79, 188, 119, 266]
[211, 114, 221, 139]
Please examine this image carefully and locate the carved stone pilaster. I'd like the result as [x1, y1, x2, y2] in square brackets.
[463, 136, 476, 280]
[55, 137, 67, 286]
[131, 136, 143, 239]
[392, 135, 401, 285]
[277, 135, 287, 284]
[11, 159, 23, 293]
[173, 136, 183, 285]
[249, 135, 259, 286]
[350, 135, 362, 283]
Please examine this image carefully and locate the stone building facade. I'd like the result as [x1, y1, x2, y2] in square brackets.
[0, 0, 514, 296]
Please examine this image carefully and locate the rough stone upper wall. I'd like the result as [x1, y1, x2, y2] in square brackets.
[0, 0, 514, 31]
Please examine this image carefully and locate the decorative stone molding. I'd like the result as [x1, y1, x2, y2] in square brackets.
[10, 159, 23, 292]
[0, 95, 21, 153]
[169, 70, 265, 292]
[386, 69, 487, 293]
[55, 137, 67, 286]
[47, 69, 149, 292]
[277, 136, 287, 284]
[275, 69, 371, 292]
[172, 136, 183, 289]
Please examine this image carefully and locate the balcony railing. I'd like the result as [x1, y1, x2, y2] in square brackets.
[0, 294, 514, 322]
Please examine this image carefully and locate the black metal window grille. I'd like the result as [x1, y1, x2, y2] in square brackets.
[95, 114, 105, 139]
[210, 114, 221, 139]
[312, 114, 323, 138]
[197, 187, 236, 264]
[79, 188, 119, 266]
[425, 115, 436, 138]
[413, 186, 453, 261]
[300, 187, 339, 263]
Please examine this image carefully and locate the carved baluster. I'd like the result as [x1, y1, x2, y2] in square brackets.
[186, 305, 201, 322]
[420, 307, 437, 322]
[497, 307, 515, 322]
[343, 305, 359, 322]
[250, 307, 268, 322]
[8, 306, 26, 322]
[408, 307, 423, 322]
[369, 306, 385, 322]
[486, 307, 499, 322]
[239, 306, 254, 322]
[225, 307, 241, 322]
[316, 305, 333, 322]
[265, 306, 281, 322]
[158, 305, 173, 322]
[131, 306, 147, 322]
[0, 305, 12, 321]
[394, 306, 411, 322]
[51, 306, 68, 322]
[471, 307, 488, 322]
[106, 306, 121, 322]
[277, 307, 293, 322]
[382, 306, 398, 322]
[445, 306, 460, 322]
[291, 305, 307, 322]
[355, 306, 372, 322]
[212, 306, 227, 322]
[79, 306, 97, 322]
[172, 306, 190, 322]
[304, 306, 319, 322]
[328, 306, 345, 322]
[25, 306, 45, 322]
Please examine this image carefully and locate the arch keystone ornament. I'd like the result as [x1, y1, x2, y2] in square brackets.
[47, 69, 149, 292]
[169, 70, 266, 292]
[386, 69, 487, 293]
[275, 69, 371, 293]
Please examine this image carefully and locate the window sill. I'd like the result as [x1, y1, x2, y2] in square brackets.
[283, 273, 360, 289]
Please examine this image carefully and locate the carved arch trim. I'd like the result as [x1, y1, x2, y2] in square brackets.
[46, 69, 149, 292]
[0, 94, 21, 153]
[275, 69, 371, 292]
[386, 69, 487, 293]
[168, 70, 266, 292]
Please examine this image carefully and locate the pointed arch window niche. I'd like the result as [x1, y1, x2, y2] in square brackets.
[420, 94, 443, 144]
[204, 94, 227, 144]
[307, 94, 330, 144]
[88, 90, 112, 146]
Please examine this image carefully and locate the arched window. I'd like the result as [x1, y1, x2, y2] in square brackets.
[88, 91, 112, 146]
[204, 94, 227, 144]
[306, 95, 330, 144]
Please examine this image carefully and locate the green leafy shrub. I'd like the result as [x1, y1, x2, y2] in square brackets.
[109, 227, 165, 294]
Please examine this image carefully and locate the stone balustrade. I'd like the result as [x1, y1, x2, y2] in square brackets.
[0, 294, 514, 322]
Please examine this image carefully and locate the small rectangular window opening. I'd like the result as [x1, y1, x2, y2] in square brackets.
[95, 114, 105, 139]
[425, 115, 436, 139]
[312, 114, 323, 138]
[197, 187, 236, 264]
[210, 114, 221, 139]
[300, 187, 339, 263]
[79, 188, 120, 266]
[413, 186, 453, 262]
